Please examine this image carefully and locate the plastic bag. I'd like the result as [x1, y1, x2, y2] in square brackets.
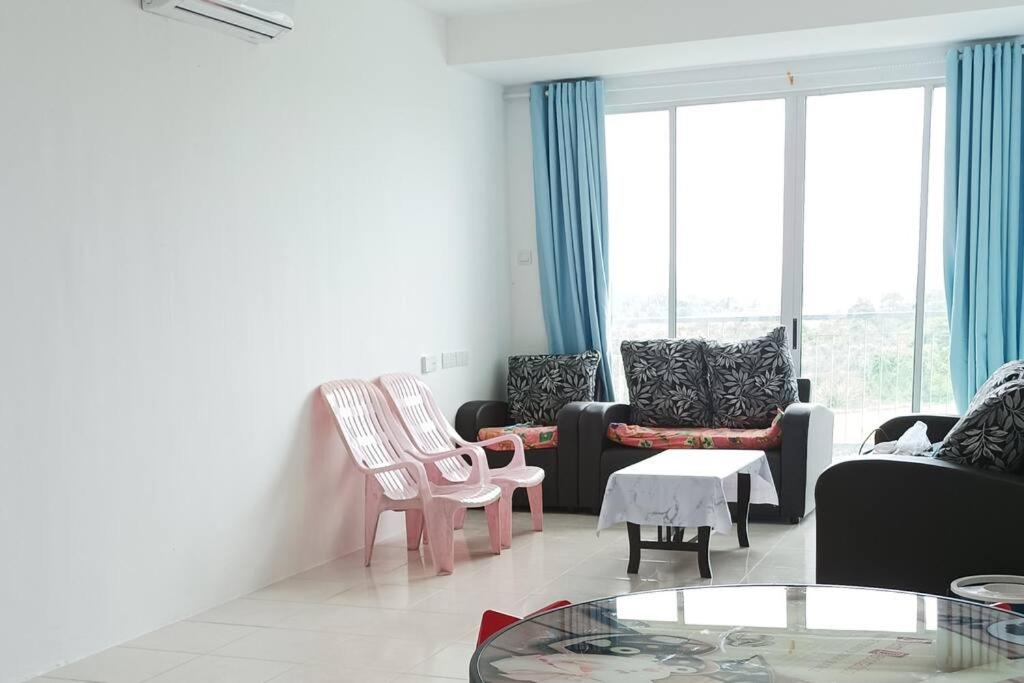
[867, 421, 932, 455]
[895, 421, 932, 454]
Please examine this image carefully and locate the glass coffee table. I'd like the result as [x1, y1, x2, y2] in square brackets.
[470, 585, 1024, 681]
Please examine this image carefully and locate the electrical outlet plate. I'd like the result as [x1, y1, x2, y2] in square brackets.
[441, 351, 469, 369]
[421, 354, 439, 374]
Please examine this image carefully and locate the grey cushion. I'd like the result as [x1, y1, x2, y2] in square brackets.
[968, 360, 1024, 412]
[705, 326, 799, 428]
[621, 338, 712, 427]
[507, 351, 600, 425]
[937, 379, 1024, 474]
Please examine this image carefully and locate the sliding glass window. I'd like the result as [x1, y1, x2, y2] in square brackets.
[605, 85, 953, 453]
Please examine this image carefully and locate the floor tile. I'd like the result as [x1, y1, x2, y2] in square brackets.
[145, 655, 294, 682]
[410, 642, 477, 679]
[314, 634, 446, 672]
[409, 587, 531, 616]
[363, 610, 477, 643]
[214, 628, 346, 664]
[275, 603, 395, 635]
[326, 582, 443, 610]
[124, 621, 258, 654]
[246, 578, 351, 603]
[267, 664, 394, 683]
[191, 599, 309, 627]
[275, 602, 476, 643]
[45, 647, 195, 683]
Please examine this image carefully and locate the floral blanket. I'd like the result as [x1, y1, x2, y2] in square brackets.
[478, 424, 559, 451]
[607, 412, 783, 450]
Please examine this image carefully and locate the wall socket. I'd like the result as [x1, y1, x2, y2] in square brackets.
[421, 354, 439, 374]
[441, 350, 469, 369]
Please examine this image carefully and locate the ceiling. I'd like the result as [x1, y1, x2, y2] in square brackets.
[408, 0, 591, 16]
[442, 0, 1024, 84]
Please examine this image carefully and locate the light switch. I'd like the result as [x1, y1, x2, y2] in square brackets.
[517, 249, 533, 266]
[421, 354, 439, 374]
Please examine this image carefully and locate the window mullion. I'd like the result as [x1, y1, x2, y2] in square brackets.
[668, 106, 678, 337]
[781, 94, 807, 372]
[911, 86, 934, 412]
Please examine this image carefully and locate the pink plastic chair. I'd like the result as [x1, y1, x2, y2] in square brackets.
[376, 373, 545, 549]
[320, 379, 502, 574]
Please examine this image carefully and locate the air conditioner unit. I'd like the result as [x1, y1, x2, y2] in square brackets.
[142, 0, 294, 43]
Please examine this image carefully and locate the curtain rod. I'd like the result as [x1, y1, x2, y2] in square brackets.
[950, 35, 1024, 56]
[505, 58, 946, 100]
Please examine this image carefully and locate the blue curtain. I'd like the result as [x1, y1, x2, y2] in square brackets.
[945, 41, 1024, 412]
[529, 79, 613, 400]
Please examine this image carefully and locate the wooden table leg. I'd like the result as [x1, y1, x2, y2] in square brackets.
[627, 522, 641, 574]
[736, 472, 751, 548]
[697, 526, 712, 578]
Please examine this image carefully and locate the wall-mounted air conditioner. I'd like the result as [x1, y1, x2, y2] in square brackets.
[142, 0, 294, 43]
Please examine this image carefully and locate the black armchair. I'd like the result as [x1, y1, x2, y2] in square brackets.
[816, 414, 1024, 595]
[454, 400, 589, 510]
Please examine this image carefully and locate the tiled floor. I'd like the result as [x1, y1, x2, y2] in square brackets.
[38, 511, 815, 683]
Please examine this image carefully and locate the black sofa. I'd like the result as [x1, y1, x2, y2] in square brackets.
[455, 400, 589, 510]
[816, 414, 1024, 596]
[577, 379, 834, 521]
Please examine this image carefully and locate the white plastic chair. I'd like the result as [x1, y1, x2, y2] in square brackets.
[377, 373, 545, 549]
[320, 379, 502, 574]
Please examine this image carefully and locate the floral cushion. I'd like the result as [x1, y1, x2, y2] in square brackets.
[968, 360, 1024, 412]
[936, 379, 1024, 473]
[705, 326, 799, 429]
[621, 338, 712, 427]
[507, 351, 600, 425]
[607, 412, 783, 450]
[478, 425, 559, 451]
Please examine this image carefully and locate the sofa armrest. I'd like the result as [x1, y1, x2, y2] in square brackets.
[779, 402, 834, 520]
[578, 402, 632, 512]
[454, 401, 510, 441]
[555, 401, 591, 510]
[873, 414, 960, 445]
[816, 456, 1024, 595]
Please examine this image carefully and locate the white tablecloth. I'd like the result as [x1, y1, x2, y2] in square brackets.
[597, 450, 778, 535]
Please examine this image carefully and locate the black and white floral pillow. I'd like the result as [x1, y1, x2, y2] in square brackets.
[507, 351, 600, 425]
[621, 339, 712, 427]
[936, 379, 1024, 474]
[968, 360, 1024, 412]
[705, 326, 799, 429]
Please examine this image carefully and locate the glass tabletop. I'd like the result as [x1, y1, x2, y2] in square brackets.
[470, 585, 1024, 682]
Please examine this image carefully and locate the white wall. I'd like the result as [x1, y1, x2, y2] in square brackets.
[505, 97, 549, 355]
[0, 2, 509, 681]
